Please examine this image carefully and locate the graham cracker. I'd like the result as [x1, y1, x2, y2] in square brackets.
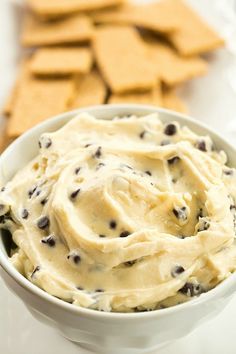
[21, 14, 94, 47]
[164, 0, 224, 56]
[145, 37, 208, 86]
[69, 70, 107, 109]
[30, 47, 93, 76]
[93, 26, 156, 94]
[92, 2, 179, 34]
[2, 84, 19, 117]
[26, 0, 125, 18]
[108, 82, 162, 106]
[7, 63, 74, 138]
[163, 88, 188, 113]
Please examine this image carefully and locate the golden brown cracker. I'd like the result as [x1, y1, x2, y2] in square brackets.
[163, 88, 188, 113]
[93, 26, 156, 94]
[70, 70, 107, 109]
[30, 47, 93, 76]
[26, 0, 125, 18]
[164, 0, 224, 56]
[7, 63, 74, 138]
[92, 2, 179, 34]
[145, 37, 208, 86]
[21, 14, 94, 47]
[108, 82, 162, 106]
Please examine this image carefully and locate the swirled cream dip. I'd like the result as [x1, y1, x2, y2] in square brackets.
[1, 113, 236, 312]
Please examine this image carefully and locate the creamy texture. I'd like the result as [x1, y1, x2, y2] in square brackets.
[1, 113, 236, 312]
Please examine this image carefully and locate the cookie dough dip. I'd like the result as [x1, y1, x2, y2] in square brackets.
[1, 112, 236, 312]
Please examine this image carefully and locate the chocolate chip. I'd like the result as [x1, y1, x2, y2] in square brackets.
[28, 186, 37, 198]
[96, 162, 105, 170]
[99, 234, 106, 238]
[139, 131, 146, 139]
[197, 208, 203, 219]
[93, 146, 102, 158]
[179, 282, 203, 297]
[85, 143, 92, 148]
[38, 140, 42, 148]
[164, 123, 177, 136]
[230, 204, 236, 211]
[37, 216, 50, 229]
[40, 198, 48, 206]
[31, 266, 40, 278]
[95, 288, 104, 292]
[75, 167, 81, 175]
[45, 138, 52, 149]
[224, 169, 234, 176]
[70, 188, 81, 199]
[168, 156, 180, 165]
[123, 164, 133, 170]
[195, 140, 207, 152]
[120, 230, 130, 238]
[39, 137, 52, 149]
[171, 265, 185, 278]
[35, 189, 41, 197]
[124, 260, 136, 266]
[41, 235, 56, 247]
[68, 253, 81, 264]
[198, 220, 210, 232]
[145, 170, 152, 176]
[173, 207, 187, 221]
[160, 140, 170, 146]
[21, 208, 29, 219]
[1, 187, 6, 192]
[109, 220, 117, 229]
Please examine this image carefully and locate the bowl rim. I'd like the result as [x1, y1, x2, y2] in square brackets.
[1, 103, 236, 321]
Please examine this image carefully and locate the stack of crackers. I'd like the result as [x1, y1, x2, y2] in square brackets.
[2, 0, 224, 150]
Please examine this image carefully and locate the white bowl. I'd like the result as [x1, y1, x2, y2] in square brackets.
[1, 104, 236, 354]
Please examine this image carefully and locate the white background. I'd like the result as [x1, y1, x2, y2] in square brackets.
[1, 0, 236, 353]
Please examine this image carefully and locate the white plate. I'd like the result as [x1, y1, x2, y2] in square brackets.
[1, 1, 236, 353]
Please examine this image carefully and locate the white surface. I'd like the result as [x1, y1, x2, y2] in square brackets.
[1, 0, 236, 353]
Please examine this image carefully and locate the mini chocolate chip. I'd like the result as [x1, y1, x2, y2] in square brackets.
[70, 188, 81, 199]
[145, 170, 152, 176]
[38, 140, 42, 148]
[198, 220, 210, 232]
[160, 140, 170, 146]
[120, 230, 130, 238]
[40, 198, 48, 206]
[124, 260, 136, 266]
[224, 169, 234, 176]
[45, 138, 52, 149]
[196, 140, 207, 152]
[164, 123, 177, 136]
[35, 189, 41, 196]
[109, 220, 117, 229]
[173, 207, 187, 221]
[99, 234, 106, 238]
[85, 143, 92, 148]
[230, 204, 236, 211]
[67, 253, 81, 264]
[95, 288, 104, 292]
[168, 156, 180, 165]
[171, 265, 185, 278]
[96, 162, 105, 170]
[123, 164, 133, 170]
[77, 286, 84, 290]
[197, 208, 203, 219]
[75, 167, 81, 175]
[139, 131, 146, 139]
[1, 187, 5, 192]
[37, 216, 50, 229]
[41, 235, 56, 247]
[21, 208, 29, 219]
[94, 146, 102, 158]
[172, 178, 177, 183]
[31, 266, 40, 278]
[179, 282, 203, 297]
[28, 186, 37, 198]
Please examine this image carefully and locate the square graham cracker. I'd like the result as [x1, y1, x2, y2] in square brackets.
[30, 47, 93, 76]
[21, 14, 94, 47]
[93, 26, 156, 94]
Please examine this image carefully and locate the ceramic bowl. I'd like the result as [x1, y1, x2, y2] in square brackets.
[1, 104, 236, 354]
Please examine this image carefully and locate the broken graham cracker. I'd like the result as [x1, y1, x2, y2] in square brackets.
[93, 26, 156, 94]
[7, 63, 74, 138]
[26, 0, 125, 18]
[69, 70, 107, 109]
[21, 14, 94, 47]
[164, 0, 224, 56]
[163, 88, 188, 114]
[108, 82, 162, 106]
[30, 47, 93, 76]
[92, 2, 179, 34]
[145, 37, 208, 86]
